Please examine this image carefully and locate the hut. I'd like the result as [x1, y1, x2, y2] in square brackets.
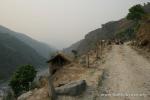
[47, 52, 71, 75]
[46, 52, 72, 100]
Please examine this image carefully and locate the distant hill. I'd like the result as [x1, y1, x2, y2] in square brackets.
[12, 33, 56, 59]
[0, 26, 56, 80]
[0, 25, 56, 59]
[64, 40, 83, 55]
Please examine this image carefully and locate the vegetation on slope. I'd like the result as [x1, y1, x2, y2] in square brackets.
[0, 25, 56, 59]
[65, 3, 150, 55]
[126, 3, 150, 49]
[9, 65, 37, 97]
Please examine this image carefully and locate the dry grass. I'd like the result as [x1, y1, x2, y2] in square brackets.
[53, 63, 88, 87]
[27, 87, 49, 100]
[22, 45, 112, 100]
[137, 15, 150, 48]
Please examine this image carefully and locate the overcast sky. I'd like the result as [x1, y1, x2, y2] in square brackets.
[0, 0, 149, 49]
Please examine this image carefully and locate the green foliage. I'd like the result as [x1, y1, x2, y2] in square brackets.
[127, 4, 145, 21]
[9, 65, 37, 96]
[72, 50, 78, 59]
[134, 22, 141, 32]
[115, 28, 135, 40]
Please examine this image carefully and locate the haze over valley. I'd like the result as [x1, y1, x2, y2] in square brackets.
[0, 1, 150, 100]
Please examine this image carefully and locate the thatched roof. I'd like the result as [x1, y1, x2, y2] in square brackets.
[47, 52, 72, 63]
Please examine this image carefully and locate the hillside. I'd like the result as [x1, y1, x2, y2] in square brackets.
[0, 25, 55, 59]
[65, 19, 134, 55]
[0, 32, 47, 80]
[0, 26, 56, 80]
[65, 3, 150, 55]
[136, 15, 150, 49]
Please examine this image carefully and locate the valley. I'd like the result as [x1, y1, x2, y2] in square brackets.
[0, 2, 150, 100]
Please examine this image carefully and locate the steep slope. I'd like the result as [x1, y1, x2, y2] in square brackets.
[0, 25, 55, 59]
[0, 32, 47, 80]
[65, 19, 134, 55]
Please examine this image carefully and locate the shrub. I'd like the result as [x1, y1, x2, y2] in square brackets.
[9, 65, 37, 97]
[127, 4, 145, 21]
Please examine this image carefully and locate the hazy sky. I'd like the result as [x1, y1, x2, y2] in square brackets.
[0, 0, 149, 49]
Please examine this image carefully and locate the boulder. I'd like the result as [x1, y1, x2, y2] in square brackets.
[55, 80, 86, 96]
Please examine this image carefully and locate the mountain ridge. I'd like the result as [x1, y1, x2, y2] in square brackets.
[0, 25, 56, 59]
[0, 25, 56, 80]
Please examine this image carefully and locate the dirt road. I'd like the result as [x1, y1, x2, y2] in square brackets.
[98, 44, 150, 100]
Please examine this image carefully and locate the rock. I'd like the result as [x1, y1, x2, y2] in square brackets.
[0, 87, 15, 100]
[17, 91, 32, 100]
[55, 80, 86, 96]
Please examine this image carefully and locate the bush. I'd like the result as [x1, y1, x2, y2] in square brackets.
[127, 4, 145, 21]
[115, 28, 135, 40]
[9, 65, 37, 97]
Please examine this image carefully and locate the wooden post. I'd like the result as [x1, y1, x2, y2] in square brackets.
[96, 42, 99, 59]
[100, 40, 102, 59]
[48, 64, 56, 100]
[87, 53, 90, 68]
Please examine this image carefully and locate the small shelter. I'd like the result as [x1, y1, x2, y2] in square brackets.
[47, 52, 71, 75]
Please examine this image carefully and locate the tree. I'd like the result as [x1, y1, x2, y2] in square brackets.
[127, 4, 145, 21]
[9, 65, 37, 96]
